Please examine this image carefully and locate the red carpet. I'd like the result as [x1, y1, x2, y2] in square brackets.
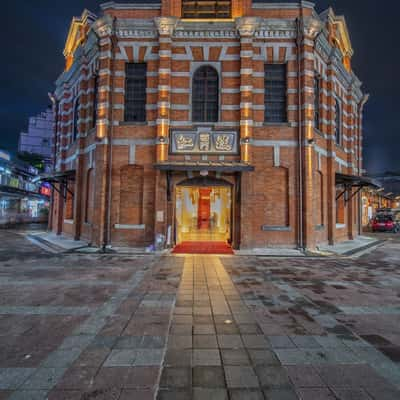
[172, 241, 234, 255]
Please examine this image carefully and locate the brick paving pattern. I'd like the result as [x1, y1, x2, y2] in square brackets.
[0, 231, 400, 399]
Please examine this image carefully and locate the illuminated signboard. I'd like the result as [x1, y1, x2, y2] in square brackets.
[40, 183, 52, 197]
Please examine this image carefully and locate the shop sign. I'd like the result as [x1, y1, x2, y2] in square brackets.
[40, 183, 51, 197]
[171, 129, 238, 154]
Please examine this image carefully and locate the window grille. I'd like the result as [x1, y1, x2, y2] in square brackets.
[182, 0, 231, 19]
[192, 66, 219, 123]
[124, 63, 147, 122]
[264, 64, 287, 123]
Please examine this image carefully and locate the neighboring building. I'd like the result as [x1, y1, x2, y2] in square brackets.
[49, 1, 372, 250]
[0, 149, 49, 226]
[19, 106, 54, 171]
[362, 173, 400, 226]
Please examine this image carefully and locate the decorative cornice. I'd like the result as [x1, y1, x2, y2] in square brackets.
[255, 19, 297, 39]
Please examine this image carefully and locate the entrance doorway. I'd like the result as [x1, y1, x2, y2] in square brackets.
[175, 182, 232, 244]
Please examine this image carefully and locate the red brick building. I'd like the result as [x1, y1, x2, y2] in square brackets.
[49, 0, 369, 251]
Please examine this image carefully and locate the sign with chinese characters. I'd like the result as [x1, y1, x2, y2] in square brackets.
[171, 130, 238, 155]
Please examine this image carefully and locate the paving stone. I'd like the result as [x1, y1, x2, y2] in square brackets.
[193, 335, 218, 349]
[255, 365, 292, 389]
[55, 367, 98, 390]
[7, 390, 49, 400]
[229, 389, 264, 400]
[221, 349, 251, 366]
[72, 348, 110, 368]
[169, 335, 193, 349]
[297, 388, 337, 399]
[268, 336, 296, 349]
[331, 387, 374, 400]
[194, 325, 216, 335]
[263, 388, 300, 400]
[47, 389, 85, 400]
[248, 349, 281, 366]
[120, 389, 154, 400]
[0, 368, 35, 390]
[215, 324, 240, 335]
[92, 367, 129, 390]
[114, 336, 142, 349]
[104, 350, 136, 367]
[193, 367, 226, 388]
[274, 349, 311, 365]
[165, 349, 192, 367]
[21, 367, 67, 390]
[224, 366, 259, 389]
[157, 389, 192, 400]
[170, 324, 193, 335]
[160, 367, 191, 389]
[365, 386, 400, 400]
[285, 365, 326, 388]
[193, 350, 221, 366]
[217, 335, 244, 349]
[238, 324, 262, 334]
[40, 349, 82, 368]
[133, 349, 164, 366]
[242, 335, 270, 349]
[193, 387, 228, 400]
[124, 367, 160, 389]
[290, 336, 322, 349]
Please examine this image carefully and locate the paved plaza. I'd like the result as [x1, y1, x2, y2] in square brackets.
[0, 231, 399, 399]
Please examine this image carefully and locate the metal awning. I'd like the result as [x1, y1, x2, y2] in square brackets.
[335, 173, 381, 202]
[336, 173, 381, 189]
[33, 170, 76, 184]
[155, 161, 255, 172]
[33, 170, 76, 200]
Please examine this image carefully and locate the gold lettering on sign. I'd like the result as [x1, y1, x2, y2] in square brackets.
[199, 133, 211, 151]
[176, 134, 194, 150]
[215, 135, 233, 151]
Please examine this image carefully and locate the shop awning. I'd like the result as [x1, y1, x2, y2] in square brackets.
[335, 173, 381, 189]
[33, 170, 76, 184]
[155, 161, 255, 172]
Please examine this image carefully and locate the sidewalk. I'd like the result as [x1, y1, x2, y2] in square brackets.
[26, 232, 92, 253]
[316, 235, 383, 256]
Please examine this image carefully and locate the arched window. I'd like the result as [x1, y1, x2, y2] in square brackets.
[192, 66, 219, 123]
[73, 98, 80, 142]
[314, 75, 321, 130]
[335, 98, 342, 145]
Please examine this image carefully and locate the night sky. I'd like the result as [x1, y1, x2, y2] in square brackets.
[1, 1, 398, 173]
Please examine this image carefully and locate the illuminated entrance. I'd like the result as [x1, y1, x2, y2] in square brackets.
[175, 179, 232, 244]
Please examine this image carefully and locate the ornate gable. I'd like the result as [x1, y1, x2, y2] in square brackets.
[63, 9, 97, 71]
[320, 8, 354, 72]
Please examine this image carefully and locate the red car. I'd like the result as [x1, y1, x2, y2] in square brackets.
[372, 215, 399, 233]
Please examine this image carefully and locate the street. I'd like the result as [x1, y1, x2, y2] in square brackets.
[0, 231, 399, 399]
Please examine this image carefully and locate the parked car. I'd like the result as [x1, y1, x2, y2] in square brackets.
[372, 214, 399, 233]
